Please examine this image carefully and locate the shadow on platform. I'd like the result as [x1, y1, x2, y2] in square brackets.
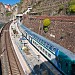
[29, 61, 56, 75]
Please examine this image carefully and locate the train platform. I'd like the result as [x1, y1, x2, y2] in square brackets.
[9, 20, 62, 75]
[9, 21, 31, 75]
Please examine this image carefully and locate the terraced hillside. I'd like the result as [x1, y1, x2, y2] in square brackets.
[23, 15, 75, 53]
[17, 0, 70, 15]
[29, 0, 70, 15]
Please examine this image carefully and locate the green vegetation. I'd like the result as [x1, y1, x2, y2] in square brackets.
[43, 18, 51, 27]
[16, 0, 23, 6]
[43, 27, 48, 33]
[68, 0, 75, 5]
[67, 0, 75, 14]
[43, 18, 51, 33]
[58, 5, 64, 13]
[6, 12, 12, 16]
[69, 5, 75, 13]
[59, 5, 64, 10]
[16, 3, 20, 6]
[20, 0, 23, 4]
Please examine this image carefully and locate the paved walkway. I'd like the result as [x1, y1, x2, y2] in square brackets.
[9, 21, 31, 75]
[11, 21, 48, 74]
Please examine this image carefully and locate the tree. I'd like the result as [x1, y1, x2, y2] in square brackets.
[69, 5, 75, 13]
[43, 18, 51, 33]
[43, 18, 51, 27]
[43, 27, 48, 33]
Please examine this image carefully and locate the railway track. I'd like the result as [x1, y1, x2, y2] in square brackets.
[1, 21, 24, 75]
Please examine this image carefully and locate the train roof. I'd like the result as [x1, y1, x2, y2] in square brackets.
[20, 24, 75, 60]
[21, 25, 33, 35]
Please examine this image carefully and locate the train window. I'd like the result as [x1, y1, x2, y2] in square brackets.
[40, 46, 42, 50]
[34, 36, 36, 39]
[37, 38, 39, 42]
[38, 39, 40, 42]
[42, 40, 44, 45]
[41, 40, 44, 44]
[47, 43, 49, 45]
[48, 53, 51, 58]
[34, 37, 36, 40]
[33, 41, 34, 43]
[36, 37, 38, 40]
[38, 45, 40, 47]
[35, 42, 37, 45]
[39, 39, 41, 43]
[53, 47, 56, 51]
[45, 51, 47, 55]
[44, 42, 46, 47]
[36, 43, 38, 46]
[52, 47, 57, 54]
[43, 42, 46, 45]
[49, 45, 53, 50]
[38, 45, 40, 48]
[34, 41, 35, 44]
[43, 49, 45, 52]
[46, 43, 49, 49]
[34, 41, 38, 46]
[40, 40, 42, 43]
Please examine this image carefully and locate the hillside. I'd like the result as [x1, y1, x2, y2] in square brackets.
[23, 15, 75, 53]
[0, 2, 6, 22]
[0, 2, 11, 23]
[20, 0, 75, 53]
[30, 0, 70, 16]
[17, 0, 71, 15]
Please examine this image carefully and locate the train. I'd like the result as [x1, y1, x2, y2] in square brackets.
[18, 23, 75, 75]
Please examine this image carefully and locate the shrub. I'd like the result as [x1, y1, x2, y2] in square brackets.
[43, 18, 51, 27]
[6, 12, 12, 16]
[43, 26, 48, 33]
[69, 5, 75, 13]
[67, 0, 75, 14]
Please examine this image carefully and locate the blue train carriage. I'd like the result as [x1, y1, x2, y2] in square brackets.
[31, 32, 75, 75]
[58, 49, 75, 75]
[18, 24, 33, 43]
[18, 25, 27, 38]
[18, 24, 75, 75]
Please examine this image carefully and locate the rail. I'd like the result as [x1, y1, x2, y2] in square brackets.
[1, 21, 23, 75]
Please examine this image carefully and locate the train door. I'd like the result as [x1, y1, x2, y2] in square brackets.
[71, 64, 75, 75]
[59, 58, 71, 75]
[29, 36, 32, 43]
[64, 60, 69, 75]
[24, 32, 27, 38]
